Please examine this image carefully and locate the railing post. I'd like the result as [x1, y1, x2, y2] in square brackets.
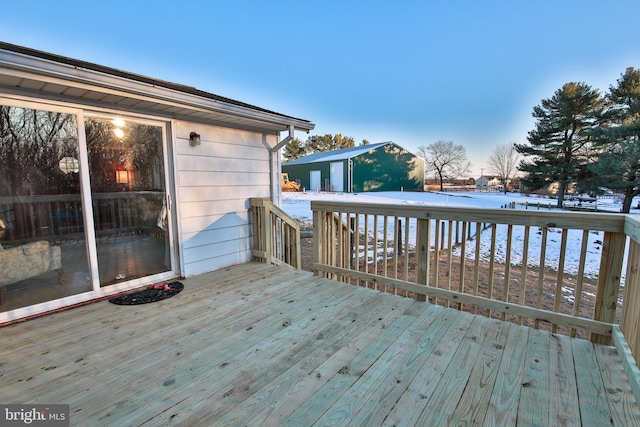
[293, 224, 302, 270]
[262, 199, 273, 265]
[313, 209, 324, 277]
[593, 231, 627, 344]
[416, 218, 430, 302]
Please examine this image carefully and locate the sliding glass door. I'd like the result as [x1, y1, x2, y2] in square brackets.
[0, 105, 92, 311]
[85, 117, 172, 287]
[0, 102, 175, 313]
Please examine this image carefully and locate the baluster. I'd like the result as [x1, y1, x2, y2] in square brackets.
[517, 226, 530, 325]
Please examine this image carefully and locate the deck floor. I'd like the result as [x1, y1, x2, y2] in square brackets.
[1, 262, 638, 426]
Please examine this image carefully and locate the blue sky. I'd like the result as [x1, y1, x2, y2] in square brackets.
[2, 1, 639, 176]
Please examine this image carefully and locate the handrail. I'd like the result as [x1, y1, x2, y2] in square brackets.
[249, 198, 301, 269]
[311, 200, 629, 343]
[311, 200, 627, 231]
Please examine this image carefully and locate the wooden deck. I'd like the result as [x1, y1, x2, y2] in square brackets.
[1, 262, 638, 426]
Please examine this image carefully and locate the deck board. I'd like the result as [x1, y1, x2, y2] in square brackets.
[594, 342, 640, 426]
[316, 302, 446, 426]
[483, 322, 529, 426]
[0, 262, 638, 426]
[517, 328, 551, 426]
[447, 317, 511, 426]
[416, 316, 510, 426]
[215, 294, 413, 426]
[77, 272, 369, 424]
[549, 334, 581, 425]
[380, 310, 473, 426]
[572, 338, 617, 426]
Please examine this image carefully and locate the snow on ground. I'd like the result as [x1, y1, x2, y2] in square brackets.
[282, 190, 637, 281]
[282, 190, 526, 225]
[282, 190, 639, 220]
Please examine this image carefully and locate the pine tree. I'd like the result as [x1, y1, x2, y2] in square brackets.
[516, 82, 604, 208]
[283, 137, 306, 162]
[584, 67, 640, 213]
[304, 134, 355, 153]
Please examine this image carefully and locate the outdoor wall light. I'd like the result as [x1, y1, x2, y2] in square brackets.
[189, 132, 201, 147]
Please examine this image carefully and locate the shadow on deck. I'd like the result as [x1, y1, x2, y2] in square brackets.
[1, 262, 638, 426]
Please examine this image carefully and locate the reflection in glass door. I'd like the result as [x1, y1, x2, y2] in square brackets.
[0, 105, 92, 312]
[85, 117, 172, 287]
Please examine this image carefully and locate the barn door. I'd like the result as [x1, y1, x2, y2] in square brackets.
[330, 162, 344, 192]
[310, 170, 321, 192]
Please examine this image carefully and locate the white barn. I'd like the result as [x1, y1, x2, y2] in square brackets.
[0, 42, 314, 322]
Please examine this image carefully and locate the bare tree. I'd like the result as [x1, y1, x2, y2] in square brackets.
[487, 143, 520, 194]
[418, 140, 471, 191]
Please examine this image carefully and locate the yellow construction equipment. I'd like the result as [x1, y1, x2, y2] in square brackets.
[281, 173, 302, 192]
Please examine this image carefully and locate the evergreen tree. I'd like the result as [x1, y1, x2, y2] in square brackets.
[333, 134, 355, 150]
[584, 67, 640, 213]
[283, 137, 306, 162]
[516, 82, 604, 208]
[304, 134, 355, 153]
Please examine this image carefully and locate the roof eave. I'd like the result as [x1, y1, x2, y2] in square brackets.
[0, 42, 315, 133]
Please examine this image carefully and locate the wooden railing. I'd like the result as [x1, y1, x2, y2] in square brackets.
[250, 198, 301, 269]
[311, 201, 636, 341]
[620, 215, 640, 401]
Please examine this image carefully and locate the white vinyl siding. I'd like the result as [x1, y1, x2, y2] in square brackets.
[174, 121, 277, 276]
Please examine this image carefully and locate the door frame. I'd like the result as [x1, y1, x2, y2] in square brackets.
[82, 112, 179, 291]
[0, 96, 179, 323]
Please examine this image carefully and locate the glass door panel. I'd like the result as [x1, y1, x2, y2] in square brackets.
[0, 105, 92, 311]
[85, 117, 171, 287]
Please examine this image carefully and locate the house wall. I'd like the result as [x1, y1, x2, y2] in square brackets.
[352, 143, 424, 192]
[174, 121, 276, 277]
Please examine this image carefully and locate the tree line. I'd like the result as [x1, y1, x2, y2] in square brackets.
[283, 134, 370, 161]
[283, 67, 640, 213]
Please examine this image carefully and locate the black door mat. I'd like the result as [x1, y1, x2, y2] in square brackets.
[108, 282, 184, 305]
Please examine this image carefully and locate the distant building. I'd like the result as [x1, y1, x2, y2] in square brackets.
[476, 176, 510, 191]
[282, 142, 425, 192]
[476, 176, 490, 191]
